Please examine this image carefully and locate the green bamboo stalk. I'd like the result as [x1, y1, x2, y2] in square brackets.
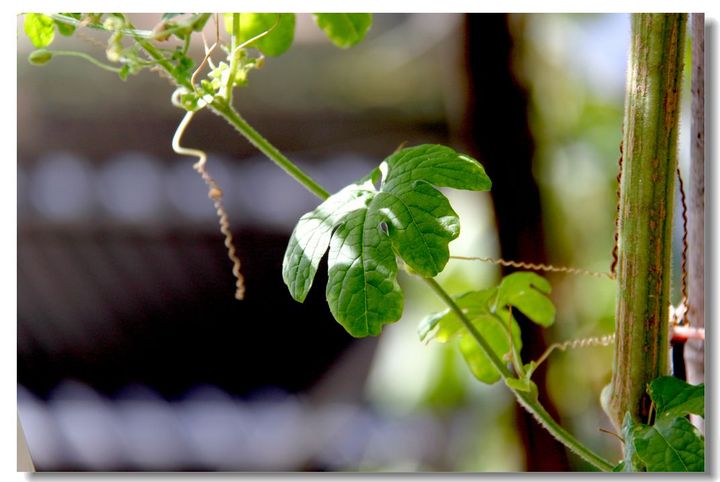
[603, 13, 687, 430]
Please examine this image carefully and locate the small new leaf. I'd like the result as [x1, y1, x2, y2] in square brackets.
[283, 144, 491, 337]
[24, 13, 55, 48]
[224, 13, 296, 57]
[313, 14, 372, 48]
[494, 272, 555, 326]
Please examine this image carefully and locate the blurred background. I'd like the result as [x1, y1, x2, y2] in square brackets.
[17, 13, 692, 471]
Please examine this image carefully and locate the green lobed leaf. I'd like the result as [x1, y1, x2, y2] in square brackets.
[621, 376, 706, 472]
[379, 145, 491, 277]
[224, 13, 296, 57]
[634, 417, 705, 472]
[24, 13, 55, 48]
[649, 376, 704, 421]
[494, 272, 555, 327]
[283, 144, 491, 337]
[326, 204, 404, 336]
[283, 180, 376, 303]
[312, 13, 372, 48]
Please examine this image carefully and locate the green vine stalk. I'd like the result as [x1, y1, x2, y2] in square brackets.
[603, 13, 687, 430]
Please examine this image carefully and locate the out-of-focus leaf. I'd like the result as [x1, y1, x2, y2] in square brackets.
[224, 13, 296, 57]
[505, 377, 536, 393]
[28, 49, 52, 65]
[54, 14, 79, 36]
[24, 13, 55, 48]
[418, 289, 497, 344]
[312, 13, 372, 48]
[458, 311, 521, 384]
[494, 272, 555, 327]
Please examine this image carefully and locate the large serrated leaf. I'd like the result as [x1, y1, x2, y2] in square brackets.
[634, 417, 705, 472]
[621, 377, 705, 472]
[282, 144, 491, 337]
[326, 204, 403, 337]
[494, 272, 555, 327]
[649, 376, 704, 421]
[224, 13, 296, 57]
[24, 13, 55, 48]
[313, 13, 372, 48]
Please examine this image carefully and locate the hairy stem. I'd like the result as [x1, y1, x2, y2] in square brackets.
[423, 278, 614, 471]
[604, 14, 686, 430]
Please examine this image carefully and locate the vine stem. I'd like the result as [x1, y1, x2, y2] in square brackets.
[210, 100, 331, 200]
[126, 29, 612, 471]
[423, 277, 614, 472]
[605, 13, 686, 430]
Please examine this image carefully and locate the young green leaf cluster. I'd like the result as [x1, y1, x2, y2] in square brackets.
[419, 272, 555, 386]
[282, 144, 491, 337]
[619, 376, 704, 472]
[25, 13, 373, 88]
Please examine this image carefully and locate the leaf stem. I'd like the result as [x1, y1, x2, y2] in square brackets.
[209, 99, 331, 200]
[423, 276, 614, 471]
